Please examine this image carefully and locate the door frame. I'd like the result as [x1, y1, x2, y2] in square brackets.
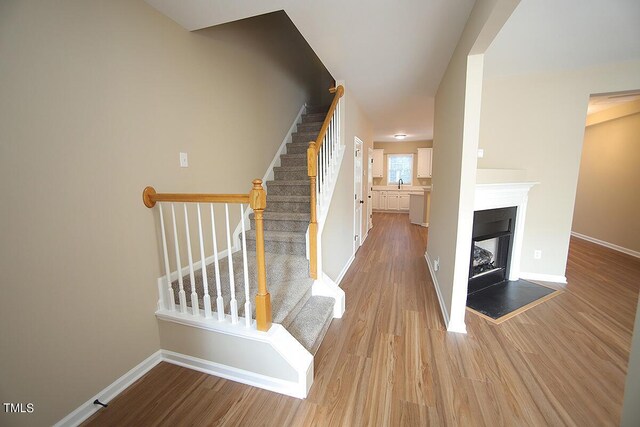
[353, 137, 364, 254]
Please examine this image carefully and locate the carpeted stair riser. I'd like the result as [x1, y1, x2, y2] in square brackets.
[284, 143, 312, 155]
[245, 237, 306, 256]
[292, 132, 321, 144]
[250, 218, 309, 232]
[265, 196, 310, 213]
[266, 181, 310, 196]
[274, 166, 309, 181]
[302, 112, 328, 123]
[280, 154, 308, 167]
[296, 122, 323, 133]
[305, 105, 330, 114]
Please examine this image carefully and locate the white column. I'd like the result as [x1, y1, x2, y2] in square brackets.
[184, 204, 199, 317]
[171, 204, 187, 313]
[197, 204, 212, 319]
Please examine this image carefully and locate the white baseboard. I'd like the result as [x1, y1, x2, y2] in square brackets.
[424, 251, 450, 328]
[520, 272, 567, 284]
[335, 253, 356, 286]
[571, 231, 640, 259]
[162, 347, 310, 399]
[54, 351, 164, 427]
[57, 321, 314, 425]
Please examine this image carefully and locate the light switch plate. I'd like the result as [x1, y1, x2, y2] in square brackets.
[180, 152, 188, 168]
[477, 149, 484, 158]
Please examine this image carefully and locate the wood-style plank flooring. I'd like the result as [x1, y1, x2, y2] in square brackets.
[85, 213, 640, 426]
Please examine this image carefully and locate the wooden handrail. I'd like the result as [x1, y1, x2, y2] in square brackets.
[142, 180, 272, 332]
[307, 85, 344, 279]
[143, 187, 250, 208]
[313, 85, 344, 152]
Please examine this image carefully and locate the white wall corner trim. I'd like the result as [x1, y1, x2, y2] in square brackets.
[54, 350, 164, 427]
[571, 231, 640, 259]
[424, 251, 462, 333]
[519, 272, 568, 284]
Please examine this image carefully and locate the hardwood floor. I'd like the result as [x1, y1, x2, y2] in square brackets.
[84, 213, 640, 426]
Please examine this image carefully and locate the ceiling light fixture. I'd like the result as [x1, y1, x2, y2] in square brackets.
[394, 134, 407, 140]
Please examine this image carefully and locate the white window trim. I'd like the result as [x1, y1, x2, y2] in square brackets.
[386, 153, 414, 185]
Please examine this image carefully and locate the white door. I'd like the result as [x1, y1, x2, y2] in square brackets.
[354, 137, 364, 252]
[367, 148, 374, 231]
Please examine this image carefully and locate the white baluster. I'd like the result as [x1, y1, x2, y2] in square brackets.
[196, 204, 212, 319]
[184, 204, 199, 316]
[171, 204, 187, 313]
[158, 204, 173, 311]
[240, 205, 251, 328]
[225, 204, 238, 324]
[210, 204, 225, 321]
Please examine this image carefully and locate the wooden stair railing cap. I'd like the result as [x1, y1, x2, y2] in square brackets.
[142, 185, 255, 208]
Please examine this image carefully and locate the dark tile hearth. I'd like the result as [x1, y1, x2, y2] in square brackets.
[466, 279, 558, 321]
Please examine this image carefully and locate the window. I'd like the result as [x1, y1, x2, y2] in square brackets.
[387, 154, 413, 185]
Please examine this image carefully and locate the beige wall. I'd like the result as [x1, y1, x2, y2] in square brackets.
[372, 140, 433, 187]
[427, 0, 517, 331]
[478, 61, 640, 278]
[0, 2, 331, 425]
[322, 87, 373, 281]
[572, 111, 640, 252]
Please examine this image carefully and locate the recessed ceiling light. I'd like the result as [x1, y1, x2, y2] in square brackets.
[394, 134, 407, 140]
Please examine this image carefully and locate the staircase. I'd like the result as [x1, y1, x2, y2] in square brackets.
[172, 105, 336, 355]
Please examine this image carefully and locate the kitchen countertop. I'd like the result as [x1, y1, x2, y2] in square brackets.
[372, 185, 431, 192]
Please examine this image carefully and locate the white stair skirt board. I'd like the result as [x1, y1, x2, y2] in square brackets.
[156, 312, 313, 399]
[425, 252, 467, 334]
[54, 350, 164, 427]
[571, 231, 640, 259]
[519, 272, 568, 284]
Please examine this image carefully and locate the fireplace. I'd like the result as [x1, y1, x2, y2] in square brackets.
[468, 207, 517, 294]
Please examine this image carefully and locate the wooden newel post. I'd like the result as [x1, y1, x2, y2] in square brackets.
[250, 179, 272, 331]
[307, 142, 318, 280]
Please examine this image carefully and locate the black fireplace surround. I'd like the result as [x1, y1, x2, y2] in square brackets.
[468, 207, 517, 295]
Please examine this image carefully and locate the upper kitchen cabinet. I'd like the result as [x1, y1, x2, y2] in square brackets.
[417, 148, 432, 178]
[372, 149, 384, 178]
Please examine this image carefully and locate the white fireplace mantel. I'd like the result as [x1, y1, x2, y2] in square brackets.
[474, 182, 537, 281]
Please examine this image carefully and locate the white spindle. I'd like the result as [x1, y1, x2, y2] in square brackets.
[171, 204, 187, 313]
[158, 204, 173, 311]
[225, 204, 239, 324]
[240, 205, 251, 327]
[210, 204, 225, 321]
[197, 204, 212, 319]
[184, 204, 199, 316]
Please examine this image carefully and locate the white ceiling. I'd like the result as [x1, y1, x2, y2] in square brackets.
[484, 0, 640, 77]
[145, 0, 476, 142]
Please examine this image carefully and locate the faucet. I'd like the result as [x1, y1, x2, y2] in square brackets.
[398, 178, 403, 189]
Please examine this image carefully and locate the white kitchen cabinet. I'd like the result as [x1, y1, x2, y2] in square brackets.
[372, 149, 384, 178]
[386, 193, 399, 210]
[372, 191, 380, 210]
[398, 194, 410, 210]
[417, 148, 432, 178]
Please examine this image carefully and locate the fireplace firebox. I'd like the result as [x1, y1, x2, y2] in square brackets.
[468, 207, 517, 295]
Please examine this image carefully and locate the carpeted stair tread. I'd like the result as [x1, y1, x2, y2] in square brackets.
[305, 105, 330, 114]
[296, 122, 323, 132]
[287, 296, 335, 354]
[245, 229, 306, 243]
